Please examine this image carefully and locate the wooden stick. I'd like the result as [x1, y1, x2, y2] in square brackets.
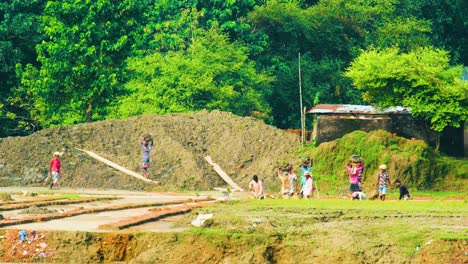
[75, 148, 158, 184]
[204, 156, 244, 192]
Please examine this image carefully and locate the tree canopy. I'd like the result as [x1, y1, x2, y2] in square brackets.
[345, 47, 468, 132]
[16, 0, 147, 126]
[109, 26, 272, 120]
[0, 0, 466, 136]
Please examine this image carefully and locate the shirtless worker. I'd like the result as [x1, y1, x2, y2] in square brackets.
[277, 165, 292, 198]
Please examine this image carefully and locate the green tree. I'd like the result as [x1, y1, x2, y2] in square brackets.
[250, 0, 433, 128]
[18, 0, 147, 126]
[109, 27, 272, 120]
[0, 0, 46, 136]
[418, 0, 468, 64]
[134, 0, 267, 56]
[345, 47, 468, 136]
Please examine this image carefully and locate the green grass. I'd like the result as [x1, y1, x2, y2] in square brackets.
[57, 193, 82, 199]
[436, 233, 468, 240]
[186, 198, 468, 235]
[408, 190, 467, 197]
[178, 198, 466, 262]
[236, 198, 467, 212]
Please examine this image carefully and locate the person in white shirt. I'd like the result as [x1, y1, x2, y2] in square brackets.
[248, 175, 265, 199]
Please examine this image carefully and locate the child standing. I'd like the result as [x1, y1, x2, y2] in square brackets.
[49, 151, 62, 189]
[376, 164, 391, 201]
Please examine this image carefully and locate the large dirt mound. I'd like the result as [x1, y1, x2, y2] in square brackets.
[0, 111, 299, 191]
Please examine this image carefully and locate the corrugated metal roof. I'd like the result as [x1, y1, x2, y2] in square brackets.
[307, 104, 410, 114]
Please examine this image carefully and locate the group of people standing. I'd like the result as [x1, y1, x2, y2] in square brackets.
[249, 158, 315, 200]
[249, 155, 410, 201]
[345, 154, 410, 201]
[277, 158, 315, 199]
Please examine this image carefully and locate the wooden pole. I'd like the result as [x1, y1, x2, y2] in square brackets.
[303, 106, 307, 144]
[298, 52, 304, 147]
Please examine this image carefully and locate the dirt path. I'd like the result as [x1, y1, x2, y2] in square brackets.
[0, 187, 221, 233]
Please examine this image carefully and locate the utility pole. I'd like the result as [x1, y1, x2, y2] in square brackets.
[298, 52, 305, 147]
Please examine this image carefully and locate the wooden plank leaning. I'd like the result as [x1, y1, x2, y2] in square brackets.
[204, 155, 244, 192]
[75, 148, 158, 184]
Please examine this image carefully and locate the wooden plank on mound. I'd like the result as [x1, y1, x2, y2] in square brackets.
[204, 156, 244, 192]
[75, 148, 158, 184]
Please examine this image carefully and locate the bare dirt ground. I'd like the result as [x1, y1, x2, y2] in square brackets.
[1, 187, 466, 263]
[0, 187, 223, 233]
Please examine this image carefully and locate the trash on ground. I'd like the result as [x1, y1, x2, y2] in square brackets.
[191, 213, 214, 227]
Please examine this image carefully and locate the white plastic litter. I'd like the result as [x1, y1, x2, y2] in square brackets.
[191, 214, 214, 227]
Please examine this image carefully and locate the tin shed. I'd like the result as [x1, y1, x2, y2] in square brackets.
[307, 104, 464, 156]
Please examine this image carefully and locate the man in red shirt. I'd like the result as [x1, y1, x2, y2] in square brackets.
[49, 152, 62, 189]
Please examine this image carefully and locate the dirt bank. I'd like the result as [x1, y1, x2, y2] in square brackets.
[1, 229, 465, 263]
[0, 110, 299, 191]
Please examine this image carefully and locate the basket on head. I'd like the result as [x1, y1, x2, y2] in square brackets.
[279, 163, 292, 174]
[349, 154, 362, 167]
[143, 134, 153, 144]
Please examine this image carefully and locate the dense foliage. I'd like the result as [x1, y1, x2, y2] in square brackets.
[1, 0, 466, 136]
[346, 47, 468, 133]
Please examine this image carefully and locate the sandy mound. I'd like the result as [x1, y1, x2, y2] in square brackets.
[0, 110, 299, 191]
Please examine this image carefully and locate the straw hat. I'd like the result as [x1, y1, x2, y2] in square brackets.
[379, 164, 387, 170]
[53, 151, 63, 156]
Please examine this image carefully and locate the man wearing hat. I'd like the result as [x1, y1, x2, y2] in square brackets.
[375, 164, 391, 201]
[49, 151, 63, 189]
[302, 171, 313, 198]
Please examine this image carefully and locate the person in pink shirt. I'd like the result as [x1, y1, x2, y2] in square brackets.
[302, 171, 313, 198]
[49, 151, 62, 189]
[346, 155, 364, 198]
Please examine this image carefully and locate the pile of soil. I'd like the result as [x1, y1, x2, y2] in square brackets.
[19, 206, 57, 215]
[0, 111, 299, 191]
